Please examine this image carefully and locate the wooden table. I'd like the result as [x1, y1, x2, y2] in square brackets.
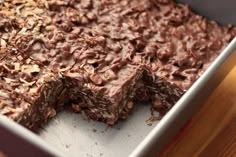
[161, 66, 236, 157]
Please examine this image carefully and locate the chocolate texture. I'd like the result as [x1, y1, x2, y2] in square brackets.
[0, 0, 235, 129]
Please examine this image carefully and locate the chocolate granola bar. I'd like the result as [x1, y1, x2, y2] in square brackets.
[0, 0, 235, 129]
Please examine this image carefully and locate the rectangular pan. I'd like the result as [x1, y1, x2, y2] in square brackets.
[0, 0, 236, 157]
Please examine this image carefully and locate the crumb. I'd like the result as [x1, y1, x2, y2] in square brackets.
[146, 115, 161, 126]
[92, 129, 97, 132]
[147, 123, 152, 126]
[100, 131, 104, 133]
[128, 134, 131, 137]
[65, 144, 70, 148]
[99, 153, 103, 156]
[95, 142, 98, 145]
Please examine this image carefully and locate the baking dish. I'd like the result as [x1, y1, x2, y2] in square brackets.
[0, 0, 236, 157]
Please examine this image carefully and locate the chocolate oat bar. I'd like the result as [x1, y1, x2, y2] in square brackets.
[0, 0, 235, 129]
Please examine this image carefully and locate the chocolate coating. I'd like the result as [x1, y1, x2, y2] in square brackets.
[0, 0, 235, 129]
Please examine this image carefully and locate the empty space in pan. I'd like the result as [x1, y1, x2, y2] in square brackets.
[39, 103, 157, 157]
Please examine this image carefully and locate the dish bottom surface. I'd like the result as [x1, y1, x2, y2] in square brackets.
[39, 103, 158, 157]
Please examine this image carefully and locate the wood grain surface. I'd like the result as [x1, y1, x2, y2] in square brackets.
[161, 66, 236, 157]
[0, 152, 6, 157]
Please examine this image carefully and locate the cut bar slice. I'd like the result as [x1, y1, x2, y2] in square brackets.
[0, 53, 64, 129]
[63, 64, 144, 125]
